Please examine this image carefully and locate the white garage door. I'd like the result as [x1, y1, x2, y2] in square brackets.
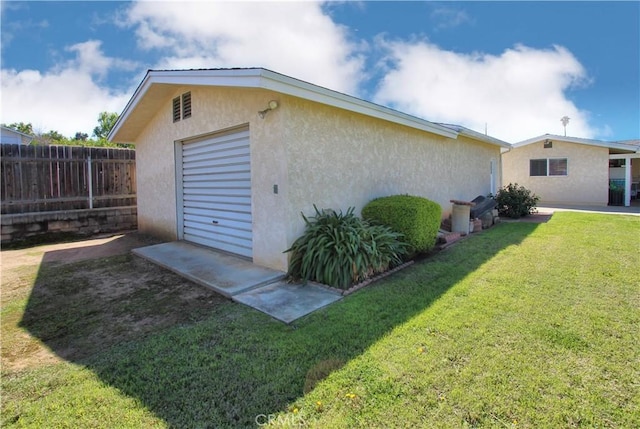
[181, 128, 252, 258]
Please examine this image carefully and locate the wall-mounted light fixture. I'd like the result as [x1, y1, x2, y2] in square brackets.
[258, 100, 279, 118]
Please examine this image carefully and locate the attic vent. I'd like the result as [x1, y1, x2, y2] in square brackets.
[182, 92, 192, 119]
[172, 97, 181, 122]
[172, 92, 192, 122]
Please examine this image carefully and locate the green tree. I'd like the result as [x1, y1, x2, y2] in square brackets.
[40, 130, 67, 145]
[93, 112, 119, 140]
[4, 122, 34, 135]
[74, 132, 89, 141]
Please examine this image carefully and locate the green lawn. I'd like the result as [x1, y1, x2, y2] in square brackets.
[2, 212, 638, 428]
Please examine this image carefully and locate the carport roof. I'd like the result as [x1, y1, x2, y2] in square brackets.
[108, 67, 509, 148]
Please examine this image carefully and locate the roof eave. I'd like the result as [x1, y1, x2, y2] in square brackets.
[436, 123, 511, 148]
[108, 70, 154, 143]
[109, 68, 459, 143]
[513, 134, 640, 152]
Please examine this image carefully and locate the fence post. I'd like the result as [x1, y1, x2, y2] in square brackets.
[87, 154, 94, 209]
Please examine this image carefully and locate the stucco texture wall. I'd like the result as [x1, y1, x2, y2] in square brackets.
[134, 86, 501, 272]
[280, 96, 501, 246]
[134, 86, 290, 270]
[502, 140, 608, 206]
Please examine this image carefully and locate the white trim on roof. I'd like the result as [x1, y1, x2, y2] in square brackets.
[109, 68, 471, 142]
[436, 123, 510, 148]
[1, 126, 35, 139]
[513, 134, 640, 152]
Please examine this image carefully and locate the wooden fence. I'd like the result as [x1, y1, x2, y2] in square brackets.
[1, 144, 136, 214]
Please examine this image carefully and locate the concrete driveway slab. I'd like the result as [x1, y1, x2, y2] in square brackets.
[133, 241, 285, 297]
[134, 241, 344, 323]
[233, 280, 343, 324]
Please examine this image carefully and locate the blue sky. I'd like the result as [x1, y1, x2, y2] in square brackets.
[1, 1, 638, 142]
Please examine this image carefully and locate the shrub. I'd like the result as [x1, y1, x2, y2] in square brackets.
[285, 205, 408, 289]
[495, 183, 540, 218]
[361, 195, 441, 254]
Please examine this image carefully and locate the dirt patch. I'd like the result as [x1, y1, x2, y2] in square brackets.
[499, 211, 554, 224]
[1, 233, 228, 372]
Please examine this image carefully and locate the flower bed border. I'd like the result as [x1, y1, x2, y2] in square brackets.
[314, 260, 415, 296]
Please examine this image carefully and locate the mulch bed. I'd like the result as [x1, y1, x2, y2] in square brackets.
[500, 211, 554, 224]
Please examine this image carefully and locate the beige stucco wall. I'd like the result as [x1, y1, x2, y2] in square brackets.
[502, 140, 609, 206]
[134, 86, 502, 272]
[280, 96, 502, 248]
[133, 86, 290, 270]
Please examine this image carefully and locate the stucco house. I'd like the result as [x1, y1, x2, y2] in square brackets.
[109, 68, 508, 272]
[502, 135, 640, 207]
[1, 126, 35, 145]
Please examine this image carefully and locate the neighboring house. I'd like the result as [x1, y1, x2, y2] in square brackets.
[1, 126, 35, 145]
[109, 68, 509, 272]
[502, 134, 640, 207]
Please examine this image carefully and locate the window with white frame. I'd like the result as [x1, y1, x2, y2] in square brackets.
[530, 158, 568, 176]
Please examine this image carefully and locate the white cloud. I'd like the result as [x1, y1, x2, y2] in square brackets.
[1, 40, 134, 137]
[374, 40, 595, 142]
[123, 1, 366, 94]
[430, 6, 473, 31]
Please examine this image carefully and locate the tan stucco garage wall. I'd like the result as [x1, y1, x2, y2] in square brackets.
[134, 86, 502, 272]
[280, 96, 501, 246]
[133, 86, 290, 270]
[502, 140, 608, 205]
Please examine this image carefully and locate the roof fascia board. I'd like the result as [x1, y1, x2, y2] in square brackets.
[1, 126, 34, 139]
[456, 128, 510, 148]
[107, 71, 153, 141]
[109, 68, 460, 142]
[610, 153, 640, 159]
[514, 134, 639, 152]
[257, 69, 458, 139]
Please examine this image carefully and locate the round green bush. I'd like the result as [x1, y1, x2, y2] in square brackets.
[495, 183, 540, 218]
[362, 195, 441, 254]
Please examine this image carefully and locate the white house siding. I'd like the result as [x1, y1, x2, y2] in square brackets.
[502, 140, 608, 206]
[281, 95, 501, 248]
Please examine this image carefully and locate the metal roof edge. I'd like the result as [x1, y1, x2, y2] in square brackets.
[257, 69, 458, 139]
[109, 68, 459, 142]
[1, 126, 35, 139]
[435, 123, 511, 148]
[108, 70, 154, 142]
[513, 134, 640, 152]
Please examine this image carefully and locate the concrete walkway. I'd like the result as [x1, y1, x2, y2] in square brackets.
[133, 241, 342, 323]
[537, 204, 640, 216]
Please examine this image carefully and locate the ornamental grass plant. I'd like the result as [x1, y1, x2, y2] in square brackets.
[285, 205, 408, 289]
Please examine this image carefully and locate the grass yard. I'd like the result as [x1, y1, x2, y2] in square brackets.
[1, 212, 638, 428]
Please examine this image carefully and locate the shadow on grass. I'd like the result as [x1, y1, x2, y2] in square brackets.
[19, 222, 540, 428]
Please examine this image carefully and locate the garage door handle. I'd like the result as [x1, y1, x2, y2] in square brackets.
[211, 220, 219, 225]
